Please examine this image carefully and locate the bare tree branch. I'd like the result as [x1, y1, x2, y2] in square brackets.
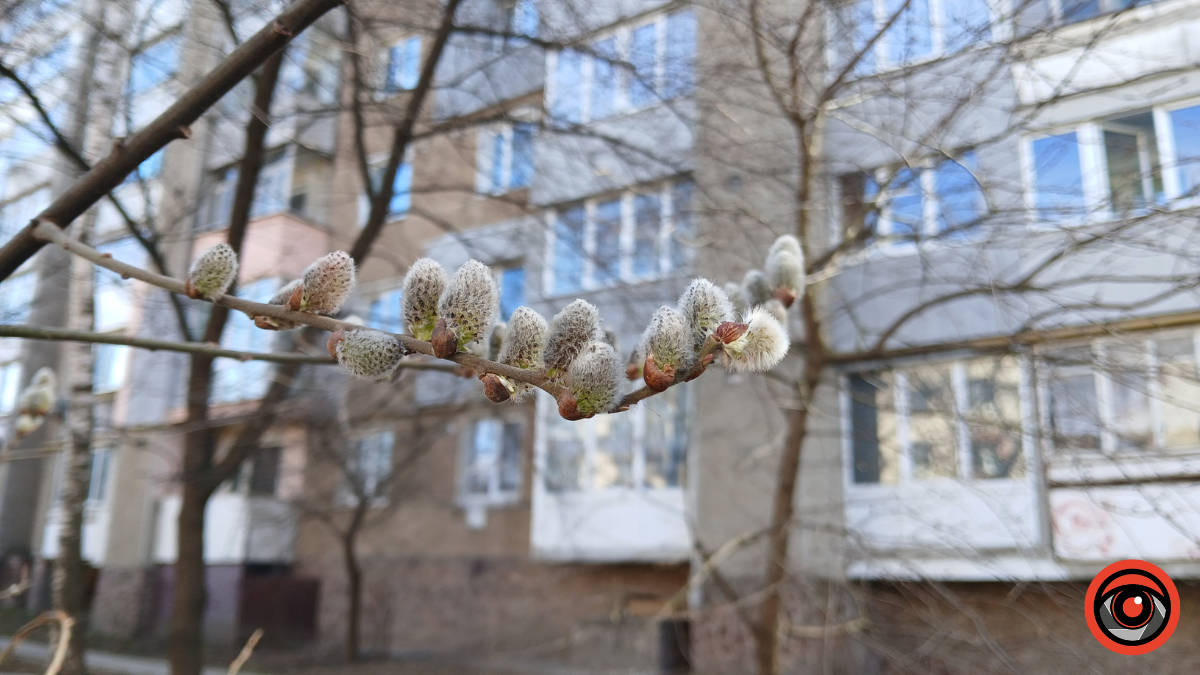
[0, 0, 344, 281]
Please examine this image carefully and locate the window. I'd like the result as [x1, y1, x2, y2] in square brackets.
[368, 288, 404, 333]
[93, 344, 130, 393]
[86, 448, 113, 504]
[1044, 333, 1200, 455]
[365, 161, 413, 222]
[206, 167, 238, 230]
[384, 36, 421, 93]
[212, 279, 275, 404]
[542, 386, 689, 493]
[347, 432, 393, 505]
[0, 362, 22, 414]
[551, 49, 583, 124]
[249, 446, 281, 497]
[1045, 0, 1157, 27]
[840, 153, 984, 242]
[552, 206, 585, 295]
[830, 0, 990, 76]
[1029, 109, 1186, 223]
[504, 0, 538, 38]
[1164, 103, 1200, 202]
[549, 10, 695, 124]
[847, 355, 1027, 485]
[128, 35, 179, 96]
[251, 148, 291, 218]
[476, 122, 536, 194]
[462, 419, 522, 504]
[497, 266, 525, 321]
[546, 179, 694, 295]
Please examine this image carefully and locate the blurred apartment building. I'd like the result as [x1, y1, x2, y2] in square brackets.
[3, 0, 1200, 673]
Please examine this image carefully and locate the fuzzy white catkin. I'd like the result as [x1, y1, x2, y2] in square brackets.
[438, 260, 499, 348]
[544, 299, 602, 376]
[336, 330, 405, 379]
[188, 244, 238, 299]
[679, 279, 733, 352]
[568, 341, 622, 415]
[725, 306, 789, 373]
[403, 258, 447, 340]
[498, 307, 547, 401]
[766, 248, 805, 294]
[498, 307, 547, 370]
[742, 269, 773, 306]
[769, 234, 802, 259]
[301, 251, 357, 314]
[639, 306, 692, 370]
[724, 282, 749, 321]
[763, 298, 788, 327]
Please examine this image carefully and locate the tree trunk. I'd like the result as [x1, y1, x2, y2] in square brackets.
[166, 49, 286, 675]
[755, 292, 825, 675]
[168, 478, 211, 675]
[50, 10, 107, 673]
[53, 215, 98, 675]
[342, 506, 366, 662]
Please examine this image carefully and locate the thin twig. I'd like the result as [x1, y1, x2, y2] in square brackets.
[0, 325, 335, 364]
[227, 628, 263, 675]
[0, 566, 30, 600]
[0, 611, 74, 675]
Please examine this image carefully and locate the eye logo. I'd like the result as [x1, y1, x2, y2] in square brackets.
[1085, 559, 1179, 655]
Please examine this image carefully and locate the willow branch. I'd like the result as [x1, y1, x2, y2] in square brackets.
[0, 324, 335, 364]
[0, 0, 344, 282]
[34, 220, 702, 411]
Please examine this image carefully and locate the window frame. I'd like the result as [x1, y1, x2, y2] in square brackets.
[458, 418, 524, 509]
[542, 179, 694, 297]
[475, 120, 538, 195]
[832, 153, 985, 251]
[826, 0, 995, 79]
[546, 9, 695, 125]
[1037, 331, 1200, 457]
[344, 430, 395, 508]
[381, 34, 422, 96]
[840, 354, 1036, 491]
[1023, 100, 1200, 225]
[535, 386, 691, 495]
[366, 285, 405, 334]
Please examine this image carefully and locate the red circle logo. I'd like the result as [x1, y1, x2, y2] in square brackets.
[1085, 559, 1179, 655]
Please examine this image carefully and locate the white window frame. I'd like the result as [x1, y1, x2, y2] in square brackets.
[458, 418, 523, 510]
[359, 149, 414, 227]
[841, 354, 1036, 491]
[534, 388, 690, 495]
[546, 9, 692, 125]
[1152, 96, 1200, 208]
[86, 447, 115, 506]
[378, 34, 422, 98]
[343, 430, 394, 508]
[0, 361, 22, 415]
[542, 180, 690, 296]
[827, 0, 996, 79]
[1037, 331, 1200, 457]
[475, 117, 537, 195]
